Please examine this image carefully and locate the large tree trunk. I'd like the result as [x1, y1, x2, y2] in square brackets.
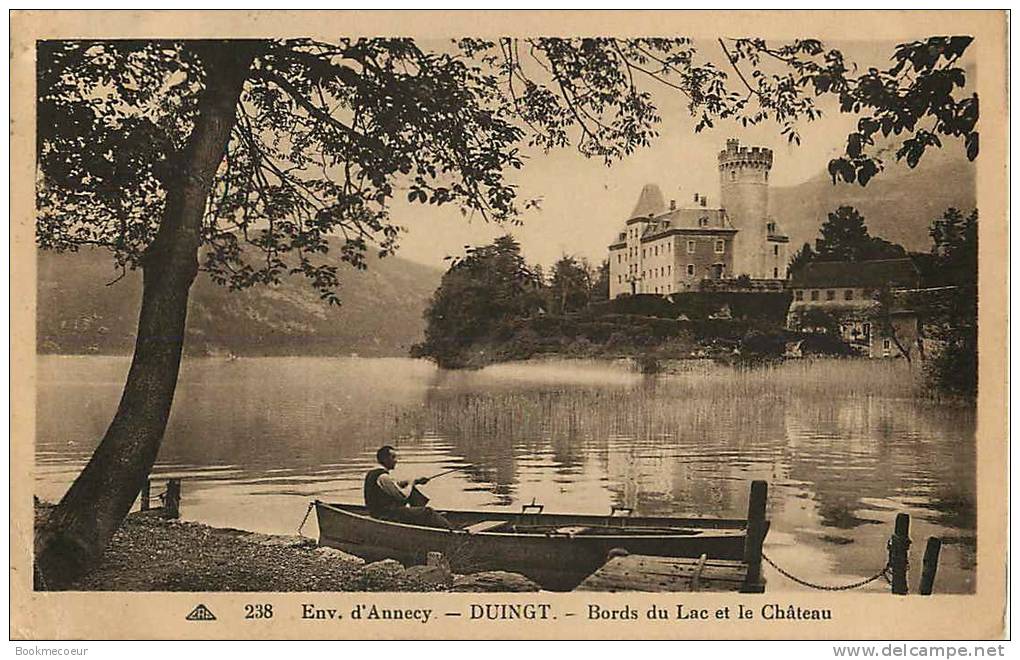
[34, 41, 260, 589]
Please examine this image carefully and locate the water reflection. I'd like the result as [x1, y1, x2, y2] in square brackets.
[35, 355, 976, 592]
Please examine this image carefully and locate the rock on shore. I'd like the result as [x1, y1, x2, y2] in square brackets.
[450, 571, 541, 592]
[37, 507, 538, 592]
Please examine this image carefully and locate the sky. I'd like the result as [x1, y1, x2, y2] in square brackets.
[388, 112, 859, 270]
[383, 38, 905, 271]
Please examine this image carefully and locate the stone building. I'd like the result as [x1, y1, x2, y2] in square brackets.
[786, 258, 922, 358]
[608, 139, 789, 299]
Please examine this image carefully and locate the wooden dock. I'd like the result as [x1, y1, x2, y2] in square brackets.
[575, 553, 756, 592]
[576, 480, 770, 593]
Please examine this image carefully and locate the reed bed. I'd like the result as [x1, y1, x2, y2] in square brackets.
[392, 358, 930, 465]
[658, 357, 924, 400]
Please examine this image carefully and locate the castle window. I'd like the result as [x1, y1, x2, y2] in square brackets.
[699, 217, 708, 227]
[667, 265, 671, 276]
[795, 290, 804, 301]
[686, 264, 695, 276]
[826, 290, 836, 301]
[618, 275, 622, 283]
[730, 170, 736, 181]
[773, 267, 779, 278]
[844, 289, 854, 300]
[810, 290, 819, 301]
[714, 239, 725, 254]
[765, 171, 769, 182]
[687, 240, 696, 254]
[773, 245, 779, 256]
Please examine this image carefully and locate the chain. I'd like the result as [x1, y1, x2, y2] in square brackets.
[296, 501, 315, 537]
[762, 552, 891, 591]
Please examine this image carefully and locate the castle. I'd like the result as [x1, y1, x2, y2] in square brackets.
[608, 139, 790, 298]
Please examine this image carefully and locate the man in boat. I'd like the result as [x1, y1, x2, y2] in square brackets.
[364, 445, 453, 529]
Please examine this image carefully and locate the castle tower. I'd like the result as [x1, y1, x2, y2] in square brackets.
[624, 183, 664, 293]
[718, 138, 772, 278]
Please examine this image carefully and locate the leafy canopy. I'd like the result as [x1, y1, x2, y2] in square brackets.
[548, 255, 596, 314]
[720, 36, 977, 185]
[415, 234, 544, 364]
[787, 242, 816, 276]
[922, 207, 977, 397]
[813, 206, 907, 263]
[37, 36, 977, 302]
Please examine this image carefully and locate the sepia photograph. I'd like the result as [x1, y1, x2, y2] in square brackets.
[10, 9, 1008, 642]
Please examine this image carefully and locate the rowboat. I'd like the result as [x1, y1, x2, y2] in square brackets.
[314, 500, 765, 590]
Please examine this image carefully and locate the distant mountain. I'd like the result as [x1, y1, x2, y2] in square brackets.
[37, 246, 443, 357]
[771, 147, 977, 254]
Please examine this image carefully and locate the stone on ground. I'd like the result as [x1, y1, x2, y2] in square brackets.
[356, 559, 407, 590]
[315, 546, 366, 565]
[450, 571, 540, 592]
[403, 564, 453, 589]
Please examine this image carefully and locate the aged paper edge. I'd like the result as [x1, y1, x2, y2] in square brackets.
[9, 9, 1009, 641]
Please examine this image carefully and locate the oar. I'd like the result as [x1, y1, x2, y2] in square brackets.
[407, 465, 472, 507]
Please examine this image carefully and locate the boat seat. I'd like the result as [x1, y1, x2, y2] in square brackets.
[462, 520, 509, 534]
[553, 526, 591, 537]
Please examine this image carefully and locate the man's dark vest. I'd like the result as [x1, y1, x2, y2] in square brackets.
[364, 467, 403, 516]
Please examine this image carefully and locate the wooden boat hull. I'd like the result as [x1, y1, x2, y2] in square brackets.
[314, 501, 754, 590]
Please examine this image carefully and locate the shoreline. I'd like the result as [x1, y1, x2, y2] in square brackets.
[34, 504, 539, 593]
[37, 352, 972, 405]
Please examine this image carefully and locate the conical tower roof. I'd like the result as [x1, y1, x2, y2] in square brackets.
[628, 183, 666, 220]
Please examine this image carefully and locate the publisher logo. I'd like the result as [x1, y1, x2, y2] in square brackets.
[185, 604, 217, 621]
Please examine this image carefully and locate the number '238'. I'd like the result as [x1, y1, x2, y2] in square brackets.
[245, 604, 273, 619]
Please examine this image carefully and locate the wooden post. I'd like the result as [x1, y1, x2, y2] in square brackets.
[163, 478, 181, 519]
[888, 513, 911, 595]
[690, 553, 708, 592]
[140, 480, 151, 512]
[741, 480, 768, 593]
[919, 537, 942, 596]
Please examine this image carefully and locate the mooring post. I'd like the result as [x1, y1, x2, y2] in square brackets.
[140, 479, 151, 512]
[163, 478, 182, 519]
[919, 537, 942, 596]
[888, 513, 911, 595]
[741, 480, 768, 593]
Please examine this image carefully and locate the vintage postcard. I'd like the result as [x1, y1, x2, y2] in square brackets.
[10, 9, 1008, 641]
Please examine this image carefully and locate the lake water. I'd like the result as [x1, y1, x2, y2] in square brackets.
[35, 355, 976, 593]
